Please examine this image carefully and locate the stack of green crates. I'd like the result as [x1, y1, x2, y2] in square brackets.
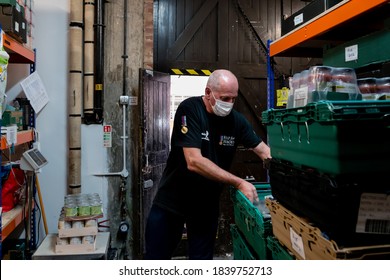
[230, 224, 256, 260]
[262, 100, 390, 175]
[230, 183, 272, 260]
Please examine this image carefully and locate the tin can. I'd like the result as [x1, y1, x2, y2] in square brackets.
[82, 235, 95, 244]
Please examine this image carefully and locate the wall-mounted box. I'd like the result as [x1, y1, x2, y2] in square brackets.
[282, 0, 343, 36]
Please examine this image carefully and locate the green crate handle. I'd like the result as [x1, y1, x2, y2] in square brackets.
[263, 100, 390, 125]
[280, 121, 311, 144]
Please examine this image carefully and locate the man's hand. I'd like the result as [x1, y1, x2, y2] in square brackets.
[236, 180, 258, 203]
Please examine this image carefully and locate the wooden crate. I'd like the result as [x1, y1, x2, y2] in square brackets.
[58, 226, 98, 238]
[55, 217, 98, 254]
[55, 236, 96, 254]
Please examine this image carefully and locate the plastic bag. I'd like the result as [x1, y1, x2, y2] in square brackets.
[1, 166, 26, 212]
[0, 30, 10, 115]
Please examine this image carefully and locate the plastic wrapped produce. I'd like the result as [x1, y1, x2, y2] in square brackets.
[307, 66, 333, 102]
[288, 66, 361, 108]
[376, 77, 390, 100]
[287, 73, 300, 108]
[331, 67, 361, 99]
[293, 70, 309, 107]
[357, 78, 377, 100]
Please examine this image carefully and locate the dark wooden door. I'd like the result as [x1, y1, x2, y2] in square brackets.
[135, 69, 170, 258]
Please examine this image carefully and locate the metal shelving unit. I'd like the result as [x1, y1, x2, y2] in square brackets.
[264, 0, 390, 259]
[270, 0, 389, 58]
[0, 29, 36, 258]
[267, 0, 390, 107]
[2, 33, 34, 63]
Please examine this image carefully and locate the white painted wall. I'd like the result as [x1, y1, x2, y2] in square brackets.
[5, 0, 109, 244]
[32, 0, 69, 242]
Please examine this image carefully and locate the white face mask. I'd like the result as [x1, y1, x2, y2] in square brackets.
[210, 91, 234, 117]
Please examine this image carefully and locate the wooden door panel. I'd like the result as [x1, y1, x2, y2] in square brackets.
[135, 69, 170, 258]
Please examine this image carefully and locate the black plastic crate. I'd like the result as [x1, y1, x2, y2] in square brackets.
[269, 159, 390, 247]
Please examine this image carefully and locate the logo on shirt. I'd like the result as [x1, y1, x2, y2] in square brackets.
[201, 131, 210, 141]
[219, 135, 235, 146]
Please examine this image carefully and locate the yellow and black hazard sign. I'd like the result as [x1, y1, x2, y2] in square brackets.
[170, 69, 213, 76]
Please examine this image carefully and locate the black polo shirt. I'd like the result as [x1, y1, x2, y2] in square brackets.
[153, 96, 262, 217]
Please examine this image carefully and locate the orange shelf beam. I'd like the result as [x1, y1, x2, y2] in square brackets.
[2, 33, 35, 63]
[1, 204, 33, 241]
[270, 0, 389, 57]
[1, 130, 34, 150]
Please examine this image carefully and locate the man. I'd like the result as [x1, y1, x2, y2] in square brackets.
[144, 69, 271, 260]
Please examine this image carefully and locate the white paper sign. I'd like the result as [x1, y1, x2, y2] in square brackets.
[345, 44, 358, 62]
[356, 193, 390, 234]
[290, 227, 305, 259]
[294, 13, 304, 26]
[20, 71, 49, 113]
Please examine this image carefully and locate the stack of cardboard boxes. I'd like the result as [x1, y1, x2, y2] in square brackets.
[0, 0, 34, 48]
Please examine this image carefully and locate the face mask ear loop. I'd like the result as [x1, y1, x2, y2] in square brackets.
[208, 89, 216, 107]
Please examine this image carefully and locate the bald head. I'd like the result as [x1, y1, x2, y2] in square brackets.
[203, 69, 239, 114]
[206, 69, 239, 92]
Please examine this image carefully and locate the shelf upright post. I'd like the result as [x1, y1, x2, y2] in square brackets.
[267, 39, 275, 110]
[0, 28, 4, 259]
[28, 49, 37, 254]
[265, 39, 275, 184]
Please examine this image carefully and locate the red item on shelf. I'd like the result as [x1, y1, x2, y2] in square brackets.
[1, 167, 25, 212]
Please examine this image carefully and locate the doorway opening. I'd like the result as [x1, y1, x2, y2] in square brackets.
[169, 75, 209, 135]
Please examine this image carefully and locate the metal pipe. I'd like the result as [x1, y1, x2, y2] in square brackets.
[68, 0, 84, 194]
[83, 1, 95, 124]
[122, 0, 128, 96]
[120, 101, 129, 177]
[93, 98, 129, 178]
[94, 0, 104, 123]
[93, 0, 129, 178]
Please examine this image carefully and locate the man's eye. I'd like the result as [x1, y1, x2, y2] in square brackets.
[221, 98, 234, 103]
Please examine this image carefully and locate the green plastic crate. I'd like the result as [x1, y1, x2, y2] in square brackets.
[266, 236, 295, 260]
[231, 183, 272, 260]
[0, 0, 17, 6]
[230, 224, 256, 260]
[262, 100, 390, 175]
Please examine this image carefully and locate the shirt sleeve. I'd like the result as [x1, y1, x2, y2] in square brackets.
[171, 99, 203, 149]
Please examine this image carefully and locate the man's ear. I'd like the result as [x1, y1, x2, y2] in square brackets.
[205, 87, 211, 98]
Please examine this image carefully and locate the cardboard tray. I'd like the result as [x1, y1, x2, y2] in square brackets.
[266, 198, 390, 260]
